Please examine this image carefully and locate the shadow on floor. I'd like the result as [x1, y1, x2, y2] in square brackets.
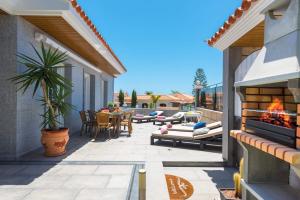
[153, 140, 222, 153]
[0, 133, 96, 186]
[204, 168, 237, 188]
[17, 133, 93, 162]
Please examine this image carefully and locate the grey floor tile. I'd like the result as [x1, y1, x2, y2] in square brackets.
[55, 165, 98, 175]
[106, 175, 131, 189]
[94, 165, 133, 175]
[23, 189, 78, 200]
[0, 188, 32, 200]
[0, 165, 26, 176]
[75, 189, 127, 200]
[63, 175, 110, 189]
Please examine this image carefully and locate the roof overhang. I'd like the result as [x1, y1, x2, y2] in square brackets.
[209, 0, 273, 51]
[0, 0, 126, 76]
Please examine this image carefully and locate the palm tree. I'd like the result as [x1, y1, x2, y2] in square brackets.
[145, 91, 153, 95]
[150, 95, 161, 109]
[10, 42, 73, 130]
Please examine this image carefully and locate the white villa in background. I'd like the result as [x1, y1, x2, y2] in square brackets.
[0, 0, 126, 160]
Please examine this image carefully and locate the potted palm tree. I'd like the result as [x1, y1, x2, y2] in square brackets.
[10, 42, 73, 157]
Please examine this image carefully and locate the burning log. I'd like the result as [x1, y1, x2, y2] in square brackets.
[260, 98, 294, 128]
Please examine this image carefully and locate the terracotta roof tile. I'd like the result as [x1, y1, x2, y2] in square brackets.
[207, 0, 258, 46]
[69, 0, 125, 70]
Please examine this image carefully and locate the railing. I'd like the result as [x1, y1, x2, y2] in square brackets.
[201, 83, 223, 111]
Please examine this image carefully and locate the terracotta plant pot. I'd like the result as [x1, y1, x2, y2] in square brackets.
[218, 188, 241, 200]
[41, 128, 69, 157]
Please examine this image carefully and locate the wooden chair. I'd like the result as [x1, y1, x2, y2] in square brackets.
[121, 111, 133, 136]
[92, 112, 113, 141]
[87, 110, 97, 123]
[79, 111, 91, 136]
[87, 110, 97, 137]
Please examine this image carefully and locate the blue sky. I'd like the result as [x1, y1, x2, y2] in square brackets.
[77, 0, 241, 94]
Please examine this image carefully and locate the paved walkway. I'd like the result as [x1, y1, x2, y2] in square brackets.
[0, 123, 230, 200]
[0, 163, 137, 200]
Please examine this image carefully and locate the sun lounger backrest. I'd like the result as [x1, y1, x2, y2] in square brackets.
[193, 127, 223, 140]
[206, 121, 222, 129]
[155, 111, 164, 116]
[171, 112, 185, 119]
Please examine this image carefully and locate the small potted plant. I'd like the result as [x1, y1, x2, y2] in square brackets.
[107, 102, 115, 112]
[10, 42, 73, 157]
[219, 158, 244, 200]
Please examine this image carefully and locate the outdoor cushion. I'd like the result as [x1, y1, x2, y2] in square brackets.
[194, 122, 206, 130]
[193, 127, 223, 140]
[160, 126, 168, 134]
[157, 116, 166, 119]
[167, 123, 173, 128]
[149, 111, 157, 116]
[193, 127, 210, 136]
[152, 130, 194, 140]
[206, 121, 222, 130]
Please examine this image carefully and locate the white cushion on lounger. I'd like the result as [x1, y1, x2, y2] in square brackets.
[206, 121, 222, 130]
[132, 115, 155, 119]
[152, 130, 194, 140]
[169, 121, 220, 132]
[193, 127, 210, 136]
[168, 125, 193, 132]
[193, 127, 223, 140]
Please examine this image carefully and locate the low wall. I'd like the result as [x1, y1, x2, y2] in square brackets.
[127, 107, 223, 124]
[196, 108, 223, 124]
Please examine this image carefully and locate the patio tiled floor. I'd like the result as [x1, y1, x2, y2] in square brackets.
[21, 123, 223, 163]
[0, 123, 227, 200]
[0, 164, 134, 200]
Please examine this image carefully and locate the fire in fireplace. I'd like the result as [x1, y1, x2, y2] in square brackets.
[259, 98, 295, 129]
[245, 98, 297, 148]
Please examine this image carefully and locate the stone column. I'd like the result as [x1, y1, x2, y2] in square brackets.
[0, 16, 18, 160]
[222, 47, 243, 165]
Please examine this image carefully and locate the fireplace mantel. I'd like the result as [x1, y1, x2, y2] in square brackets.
[230, 130, 300, 165]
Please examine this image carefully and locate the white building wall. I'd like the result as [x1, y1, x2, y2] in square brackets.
[5, 16, 116, 159]
[16, 17, 45, 157]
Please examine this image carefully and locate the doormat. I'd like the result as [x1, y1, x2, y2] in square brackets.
[165, 174, 194, 200]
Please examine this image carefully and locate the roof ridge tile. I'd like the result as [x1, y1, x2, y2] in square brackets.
[207, 0, 258, 46]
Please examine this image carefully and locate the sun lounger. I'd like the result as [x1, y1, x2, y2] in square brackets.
[168, 121, 222, 132]
[150, 127, 223, 149]
[153, 112, 185, 125]
[132, 111, 164, 123]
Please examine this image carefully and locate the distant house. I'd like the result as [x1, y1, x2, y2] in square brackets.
[0, 0, 126, 160]
[114, 93, 194, 108]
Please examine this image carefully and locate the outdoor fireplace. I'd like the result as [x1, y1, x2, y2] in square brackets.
[228, 0, 300, 199]
[239, 87, 299, 149]
[244, 97, 297, 148]
[245, 118, 296, 148]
